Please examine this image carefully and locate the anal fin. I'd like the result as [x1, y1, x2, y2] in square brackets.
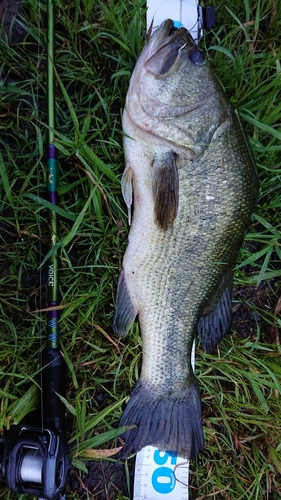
[198, 277, 233, 353]
[113, 268, 138, 336]
[152, 151, 179, 231]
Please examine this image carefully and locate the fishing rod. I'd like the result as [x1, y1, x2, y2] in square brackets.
[0, 1, 71, 498]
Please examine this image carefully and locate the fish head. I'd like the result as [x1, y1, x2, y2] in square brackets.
[145, 19, 206, 79]
[125, 19, 227, 151]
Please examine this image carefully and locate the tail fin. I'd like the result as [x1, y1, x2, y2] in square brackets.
[119, 379, 204, 460]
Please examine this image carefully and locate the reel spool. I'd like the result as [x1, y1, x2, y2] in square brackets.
[20, 446, 44, 484]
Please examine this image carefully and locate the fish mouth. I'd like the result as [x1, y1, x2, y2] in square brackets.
[166, 20, 179, 37]
[145, 20, 195, 76]
[148, 19, 194, 49]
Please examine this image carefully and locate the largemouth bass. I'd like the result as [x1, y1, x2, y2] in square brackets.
[113, 20, 258, 460]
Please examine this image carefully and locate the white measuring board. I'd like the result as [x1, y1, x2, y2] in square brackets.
[147, 0, 202, 41]
[133, 2, 200, 498]
[134, 448, 189, 499]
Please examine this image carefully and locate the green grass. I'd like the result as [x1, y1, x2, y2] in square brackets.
[0, 0, 281, 498]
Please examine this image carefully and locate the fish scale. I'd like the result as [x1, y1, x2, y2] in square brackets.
[113, 19, 258, 460]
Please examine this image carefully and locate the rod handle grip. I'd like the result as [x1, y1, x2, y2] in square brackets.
[41, 347, 66, 432]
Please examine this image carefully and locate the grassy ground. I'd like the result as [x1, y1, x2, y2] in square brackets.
[0, 0, 280, 499]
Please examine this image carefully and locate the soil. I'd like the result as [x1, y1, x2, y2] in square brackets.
[0, 0, 25, 42]
[68, 459, 135, 500]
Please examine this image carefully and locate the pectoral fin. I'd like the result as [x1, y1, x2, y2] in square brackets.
[152, 152, 179, 231]
[121, 165, 133, 225]
[113, 269, 138, 336]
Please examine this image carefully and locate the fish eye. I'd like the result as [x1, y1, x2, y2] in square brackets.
[189, 48, 206, 65]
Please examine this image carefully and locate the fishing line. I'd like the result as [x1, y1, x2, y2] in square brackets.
[180, 0, 183, 24]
